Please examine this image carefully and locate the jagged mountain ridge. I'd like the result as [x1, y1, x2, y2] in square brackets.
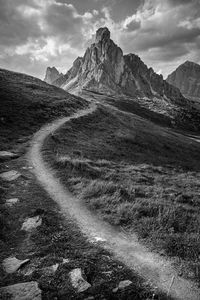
[44, 66, 63, 84]
[44, 27, 186, 106]
[167, 61, 200, 102]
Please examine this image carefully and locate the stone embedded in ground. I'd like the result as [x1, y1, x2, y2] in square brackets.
[62, 258, 70, 264]
[3, 257, 30, 274]
[6, 198, 19, 207]
[21, 216, 42, 232]
[0, 170, 21, 181]
[0, 151, 19, 161]
[69, 268, 91, 293]
[0, 281, 41, 299]
[112, 280, 132, 293]
[41, 263, 59, 276]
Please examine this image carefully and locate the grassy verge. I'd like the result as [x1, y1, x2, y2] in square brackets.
[43, 105, 200, 283]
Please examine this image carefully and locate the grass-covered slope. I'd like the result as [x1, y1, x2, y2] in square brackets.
[44, 105, 200, 283]
[0, 68, 88, 150]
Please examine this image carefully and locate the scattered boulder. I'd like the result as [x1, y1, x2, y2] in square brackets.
[69, 268, 91, 293]
[0, 170, 21, 181]
[21, 216, 42, 232]
[0, 281, 41, 299]
[112, 280, 132, 293]
[3, 257, 30, 274]
[6, 198, 19, 207]
[0, 151, 19, 161]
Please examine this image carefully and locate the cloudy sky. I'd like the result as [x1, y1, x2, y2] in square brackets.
[0, 0, 200, 79]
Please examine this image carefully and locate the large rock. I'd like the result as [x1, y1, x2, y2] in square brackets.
[167, 61, 200, 102]
[69, 268, 91, 293]
[0, 281, 41, 300]
[3, 257, 30, 274]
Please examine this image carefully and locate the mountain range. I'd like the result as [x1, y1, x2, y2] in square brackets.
[44, 28, 185, 105]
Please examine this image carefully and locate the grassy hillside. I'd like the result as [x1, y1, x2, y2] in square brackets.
[44, 105, 200, 283]
[0, 68, 88, 151]
[0, 69, 171, 299]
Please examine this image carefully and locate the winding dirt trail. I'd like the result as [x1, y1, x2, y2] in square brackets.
[29, 104, 200, 300]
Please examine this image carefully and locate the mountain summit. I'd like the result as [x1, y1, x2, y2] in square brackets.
[44, 27, 185, 104]
[167, 61, 200, 101]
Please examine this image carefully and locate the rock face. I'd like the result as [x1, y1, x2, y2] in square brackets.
[167, 61, 200, 101]
[44, 67, 62, 85]
[45, 27, 186, 106]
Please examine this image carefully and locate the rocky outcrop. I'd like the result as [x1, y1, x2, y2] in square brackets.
[44, 67, 62, 85]
[167, 61, 200, 101]
[45, 27, 187, 107]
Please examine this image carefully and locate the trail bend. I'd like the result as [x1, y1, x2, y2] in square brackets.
[28, 104, 200, 300]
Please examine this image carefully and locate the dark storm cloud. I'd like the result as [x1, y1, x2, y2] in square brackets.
[125, 19, 141, 32]
[168, 0, 195, 7]
[44, 2, 84, 46]
[0, 0, 42, 46]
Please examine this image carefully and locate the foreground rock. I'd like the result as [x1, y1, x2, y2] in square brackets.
[0, 170, 21, 181]
[0, 151, 19, 161]
[21, 216, 42, 232]
[112, 280, 132, 293]
[3, 257, 30, 274]
[69, 268, 91, 292]
[0, 281, 41, 299]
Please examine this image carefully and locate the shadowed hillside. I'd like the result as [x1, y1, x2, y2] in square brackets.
[0, 68, 87, 151]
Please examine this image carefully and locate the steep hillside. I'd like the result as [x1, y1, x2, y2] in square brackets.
[167, 61, 200, 102]
[0, 68, 87, 150]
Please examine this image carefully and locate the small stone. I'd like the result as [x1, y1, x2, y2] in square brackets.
[0, 281, 41, 299]
[6, 198, 19, 207]
[112, 280, 132, 293]
[42, 263, 59, 275]
[69, 268, 91, 293]
[0, 170, 21, 181]
[62, 258, 70, 264]
[21, 216, 42, 232]
[3, 257, 30, 274]
[0, 151, 19, 161]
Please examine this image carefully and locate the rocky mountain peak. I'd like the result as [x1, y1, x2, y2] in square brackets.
[44, 27, 186, 106]
[167, 61, 200, 101]
[44, 66, 62, 85]
[95, 27, 110, 44]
